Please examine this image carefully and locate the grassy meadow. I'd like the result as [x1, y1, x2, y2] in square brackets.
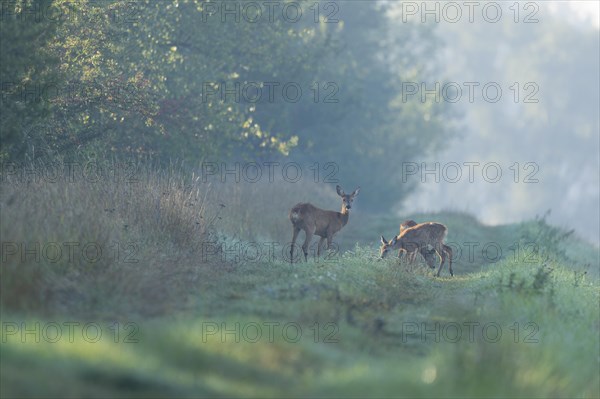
[1, 163, 599, 398]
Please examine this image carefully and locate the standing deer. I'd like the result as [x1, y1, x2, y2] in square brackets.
[289, 185, 360, 262]
[380, 222, 453, 277]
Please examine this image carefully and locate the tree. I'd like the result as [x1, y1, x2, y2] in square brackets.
[0, 0, 60, 160]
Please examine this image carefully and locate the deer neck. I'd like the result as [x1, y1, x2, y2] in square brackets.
[339, 206, 350, 226]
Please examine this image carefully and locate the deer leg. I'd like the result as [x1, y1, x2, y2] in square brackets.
[435, 248, 446, 277]
[327, 234, 334, 248]
[326, 235, 334, 259]
[444, 244, 453, 276]
[302, 228, 315, 262]
[317, 236, 326, 258]
[408, 250, 418, 263]
[290, 226, 301, 263]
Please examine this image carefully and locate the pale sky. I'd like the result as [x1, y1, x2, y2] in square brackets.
[549, 1, 600, 28]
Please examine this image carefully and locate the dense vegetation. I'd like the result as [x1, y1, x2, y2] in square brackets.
[0, 0, 452, 209]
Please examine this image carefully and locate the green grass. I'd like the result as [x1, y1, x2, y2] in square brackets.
[1, 164, 599, 398]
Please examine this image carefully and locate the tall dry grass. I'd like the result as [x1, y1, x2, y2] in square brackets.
[0, 161, 213, 316]
[0, 159, 339, 317]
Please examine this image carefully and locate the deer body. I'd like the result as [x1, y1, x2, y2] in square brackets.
[398, 219, 437, 265]
[380, 222, 453, 277]
[289, 185, 359, 262]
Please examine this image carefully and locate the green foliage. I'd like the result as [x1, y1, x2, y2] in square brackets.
[1, 0, 339, 161]
[1, 0, 454, 208]
[0, 0, 60, 159]
[517, 210, 575, 262]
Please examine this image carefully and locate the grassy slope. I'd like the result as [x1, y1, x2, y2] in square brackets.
[1, 174, 599, 398]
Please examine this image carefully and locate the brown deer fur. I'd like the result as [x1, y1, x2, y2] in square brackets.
[380, 222, 453, 277]
[289, 185, 359, 262]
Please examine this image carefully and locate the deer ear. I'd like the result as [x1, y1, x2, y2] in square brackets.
[391, 236, 398, 244]
[351, 186, 360, 197]
[380, 235, 387, 245]
[336, 185, 344, 196]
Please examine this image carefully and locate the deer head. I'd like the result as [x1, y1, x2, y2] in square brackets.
[336, 185, 360, 212]
[379, 235, 398, 259]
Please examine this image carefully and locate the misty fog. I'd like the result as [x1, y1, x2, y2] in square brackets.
[387, 1, 599, 245]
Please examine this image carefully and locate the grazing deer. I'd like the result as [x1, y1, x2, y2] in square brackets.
[398, 219, 437, 265]
[380, 222, 453, 277]
[289, 185, 360, 262]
